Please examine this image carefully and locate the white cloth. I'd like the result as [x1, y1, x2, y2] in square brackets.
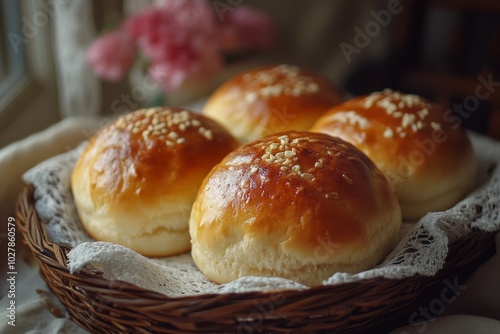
[21, 129, 500, 295]
[1, 117, 499, 333]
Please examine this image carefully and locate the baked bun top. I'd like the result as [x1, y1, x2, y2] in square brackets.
[203, 64, 343, 143]
[310, 89, 477, 220]
[72, 107, 238, 225]
[190, 131, 401, 285]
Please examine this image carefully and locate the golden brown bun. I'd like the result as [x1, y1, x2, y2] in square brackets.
[203, 64, 343, 143]
[71, 107, 238, 257]
[189, 131, 401, 286]
[310, 89, 477, 221]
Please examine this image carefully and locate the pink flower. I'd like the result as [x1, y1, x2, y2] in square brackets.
[87, 1, 276, 94]
[218, 6, 276, 52]
[124, 1, 223, 93]
[86, 30, 135, 81]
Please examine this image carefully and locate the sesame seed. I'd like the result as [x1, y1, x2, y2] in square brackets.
[383, 127, 394, 138]
[245, 92, 258, 103]
[203, 130, 213, 140]
[301, 173, 314, 179]
[168, 132, 179, 140]
[191, 119, 201, 127]
[431, 122, 441, 130]
[280, 166, 288, 171]
[342, 173, 353, 185]
[176, 138, 185, 144]
[166, 140, 174, 147]
[241, 180, 250, 189]
[325, 192, 339, 199]
[315, 159, 323, 168]
[242, 65, 319, 100]
[250, 166, 258, 174]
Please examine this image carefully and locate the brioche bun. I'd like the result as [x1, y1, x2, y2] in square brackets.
[203, 64, 343, 143]
[311, 89, 477, 221]
[71, 107, 238, 257]
[189, 131, 401, 286]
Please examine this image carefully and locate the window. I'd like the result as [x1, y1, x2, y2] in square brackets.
[0, 1, 26, 108]
[0, 0, 60, 148]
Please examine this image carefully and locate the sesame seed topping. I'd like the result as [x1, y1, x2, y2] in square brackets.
[330, 111, 370, 129]
[250, 166, 258, 174]
[242, 64, 320, 102]
[112, 108, 215, 148]
[359, 90, 440, 138]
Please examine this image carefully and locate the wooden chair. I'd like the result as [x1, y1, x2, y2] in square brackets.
[390, 0, 500, 138]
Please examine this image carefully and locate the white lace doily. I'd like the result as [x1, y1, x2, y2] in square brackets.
[22, 133, 500, 296]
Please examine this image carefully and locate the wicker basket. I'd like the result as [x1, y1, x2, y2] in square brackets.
[16, 185, 496, 334]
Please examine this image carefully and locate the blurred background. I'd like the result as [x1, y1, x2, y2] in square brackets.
[0, 0, 499, 149]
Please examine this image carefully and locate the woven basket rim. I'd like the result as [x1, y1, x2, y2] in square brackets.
[16, 184, 497, 333]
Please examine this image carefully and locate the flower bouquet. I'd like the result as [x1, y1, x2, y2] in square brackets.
[86, 0, 276, 105]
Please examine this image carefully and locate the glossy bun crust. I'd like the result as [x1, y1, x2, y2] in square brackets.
[189, 131, 401, 286]
[71, 107, 237, 257]
[311, 89, 477, 221]
[203, 64, 343, 143]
